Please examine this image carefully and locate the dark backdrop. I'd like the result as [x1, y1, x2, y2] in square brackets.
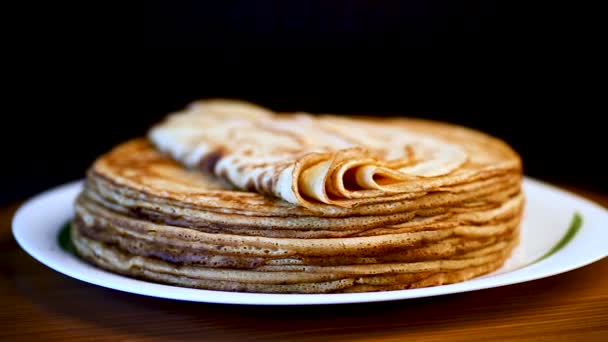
[3, 1, 604, 204]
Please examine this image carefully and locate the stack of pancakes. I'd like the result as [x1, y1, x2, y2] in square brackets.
[72, 100, 524, 293]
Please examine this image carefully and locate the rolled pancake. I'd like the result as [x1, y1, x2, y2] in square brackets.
[149, 99, 521, 209]
[72, 138, 523, 293]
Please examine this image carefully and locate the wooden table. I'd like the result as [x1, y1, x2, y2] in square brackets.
[1, 183, 607, 341]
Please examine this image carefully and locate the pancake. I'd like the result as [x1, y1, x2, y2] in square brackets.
[71, 132, 523, 293]
[149, 99, 521, 210]
[72, 224, 516, 293]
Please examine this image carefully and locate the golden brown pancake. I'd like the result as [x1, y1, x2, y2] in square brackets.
[72, 132, 523, 293]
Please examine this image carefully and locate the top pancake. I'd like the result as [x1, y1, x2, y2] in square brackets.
[148, 99, 521, 209]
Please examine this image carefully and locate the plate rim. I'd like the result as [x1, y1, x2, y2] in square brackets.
[12, 177, 608, 305]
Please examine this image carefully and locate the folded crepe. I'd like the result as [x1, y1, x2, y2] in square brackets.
[149, 100, 521, 210]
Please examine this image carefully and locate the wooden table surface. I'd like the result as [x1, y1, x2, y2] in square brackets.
[1, 183, 607, 341]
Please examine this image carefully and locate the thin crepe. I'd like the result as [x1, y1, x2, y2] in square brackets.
[149, 100, 521, 209]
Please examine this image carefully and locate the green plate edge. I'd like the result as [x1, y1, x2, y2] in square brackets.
[532, 212, 583, 264]
[58, 221, 76, 255]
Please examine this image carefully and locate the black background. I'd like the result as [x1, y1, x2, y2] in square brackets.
[3, 1, 605, 204]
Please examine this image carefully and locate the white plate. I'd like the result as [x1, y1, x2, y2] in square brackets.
[12, 178, 608, 305]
